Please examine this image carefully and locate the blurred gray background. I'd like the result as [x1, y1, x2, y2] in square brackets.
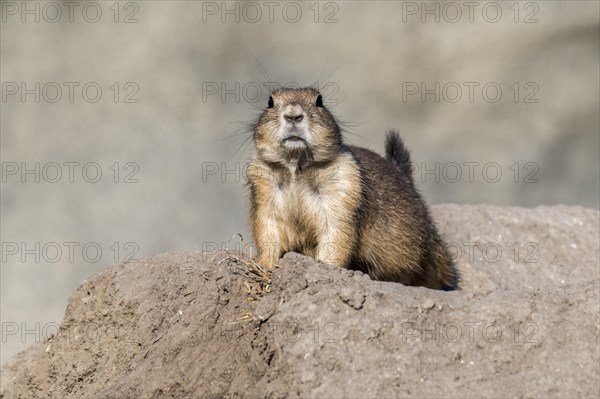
[1, 1, 599, 363]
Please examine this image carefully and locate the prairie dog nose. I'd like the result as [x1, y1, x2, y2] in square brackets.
[283, 104, 304, 123]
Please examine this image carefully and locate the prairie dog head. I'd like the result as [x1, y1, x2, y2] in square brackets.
[254, 88, 342, 167]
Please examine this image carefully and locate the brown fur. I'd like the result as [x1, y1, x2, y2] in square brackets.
[246, 88, 459, 290]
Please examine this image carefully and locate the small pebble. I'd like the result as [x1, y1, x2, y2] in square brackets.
[422, 299, 435, 310]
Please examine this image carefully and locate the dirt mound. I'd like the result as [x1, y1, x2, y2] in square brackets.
[1, 205, 599, 398]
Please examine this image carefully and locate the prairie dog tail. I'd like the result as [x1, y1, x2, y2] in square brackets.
[436, 249, 460, 291]
[385, 130, 413, 176]
[420, 243, 460, 291]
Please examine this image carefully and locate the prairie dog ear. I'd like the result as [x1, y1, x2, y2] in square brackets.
[316, 94, 323, 107]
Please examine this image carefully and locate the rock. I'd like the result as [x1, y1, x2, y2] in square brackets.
[421, 299, 435, 310]
[338, 287, 366, 310]
[1, 205, 599, 398]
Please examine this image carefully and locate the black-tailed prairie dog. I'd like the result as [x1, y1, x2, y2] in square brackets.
[247, 87, 459, 290]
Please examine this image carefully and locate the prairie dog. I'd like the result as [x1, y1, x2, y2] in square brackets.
[246, 88, 459, 290]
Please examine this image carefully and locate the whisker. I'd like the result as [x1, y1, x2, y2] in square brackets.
[320, 66, 339, 87]
[317, 56, 329, 84]
[230, 135, 253, 161]
[239, 136, 255, 159]
[255, 57, 273, 83]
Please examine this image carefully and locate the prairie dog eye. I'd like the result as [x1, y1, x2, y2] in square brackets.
[268, 96, 274, 108]
[316, 94, 323, 107]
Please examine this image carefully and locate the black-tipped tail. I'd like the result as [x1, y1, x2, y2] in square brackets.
[440, 265, 461, 291]
[385, 130, 412, 176]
